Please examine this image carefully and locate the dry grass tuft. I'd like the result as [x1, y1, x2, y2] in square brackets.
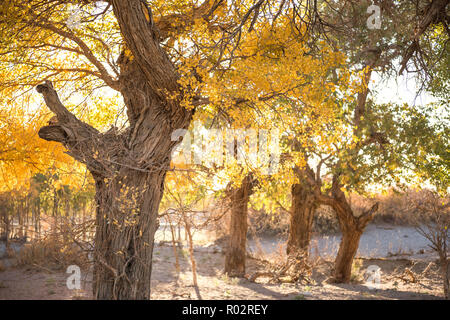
[17, 234, 90, 271]
[16, 218, 94, 271]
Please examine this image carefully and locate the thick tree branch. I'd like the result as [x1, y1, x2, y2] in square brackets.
[36, 81, 107, 176]
[353, 49, 381, 130]
[399, 0, 450, 74]
[358, 202, 379, 227]
[36, 81, 79, 124]
[38, 125, 69, 143]
[111, 0, 179, 102]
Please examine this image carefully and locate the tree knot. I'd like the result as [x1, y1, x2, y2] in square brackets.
[36, 80, 54, 94]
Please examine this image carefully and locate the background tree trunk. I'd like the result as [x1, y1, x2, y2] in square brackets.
[18, 200, 23, 238]
[287, 183, 317, 256]
[1, 199, 11, 250]
[439, 253, 449, 300]
[5, 216, 9, 251]
[334, 216, 363, 282]
[321, 177, 379, 283]
[36, 201, 41, 238]
[332, 194, 378, 283]
[225, 175, 255, 277]
[52, 189, 58, 235]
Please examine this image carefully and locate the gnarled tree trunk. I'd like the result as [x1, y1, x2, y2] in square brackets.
[37, 78, 191, 299]
[334, 214, 363, 283]
[437, 251, 449, 300]
[36, 0, 193, 299]
[287, 183, 317, 256]
[92, 169, 167, 299]
[225, 174, 255, 277]
[329, 180, 378, 283]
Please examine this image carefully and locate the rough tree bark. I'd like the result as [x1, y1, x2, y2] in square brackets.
[0, 197, 11, 250]
[328, 179, 379, 283]
[36, 0, 192, 299]
[286, 183, 317, 256]
[439, 252, 449, 299]
[225, 174, 256, 277]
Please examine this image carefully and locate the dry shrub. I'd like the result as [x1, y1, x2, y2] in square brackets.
[313, 205, 339, 234]
[249, 205, 341, 237]
[249, 250, 317, 285]
[410, 191, 449, 299]
[339, 189, 443, 226]
[5, 246, 16, 258]
[17, 217, 93, 271]
[249, 208, 289, 236]
[17, 235, 90, 271]
[370, 190, 413, 225]
[369, 189, 441, 225]
[249, 206, 340, 237]
[203, 199, 233, 241]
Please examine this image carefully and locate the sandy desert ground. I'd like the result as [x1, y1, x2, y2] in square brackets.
[0, 229, 447, 300]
